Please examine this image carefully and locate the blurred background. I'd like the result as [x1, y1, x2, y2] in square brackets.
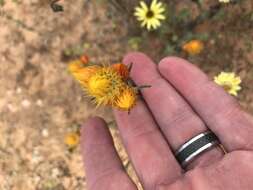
[0, 0, 252, 189]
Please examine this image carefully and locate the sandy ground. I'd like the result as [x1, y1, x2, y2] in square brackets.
[0, 0, 253, 190]
[0, 1, 126, 189]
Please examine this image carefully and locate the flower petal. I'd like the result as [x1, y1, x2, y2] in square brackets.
[156, 14, 166, 20]
[151, 0, 158, 9]
[140, 1, 148, 11]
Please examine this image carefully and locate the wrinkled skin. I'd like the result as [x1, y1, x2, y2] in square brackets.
[81, 53, 253, 190]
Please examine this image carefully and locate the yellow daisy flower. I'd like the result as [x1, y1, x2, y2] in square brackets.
[182, 40, 204, 55]
[134, 0, 166, 31]
[219, 0, 230, 3]
[64, 132, 80, 148]
[214, 72, 241, 96]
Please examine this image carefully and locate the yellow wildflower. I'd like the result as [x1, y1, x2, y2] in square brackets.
[85, 67, 125, 106]
[114, 87, 137, 111]
[69, 60, 141, 111]
[219, 0, 230, 3]
[69, 64, 99, 87]
[182, 40, 204, 55]
[68, 60, 84, 73]
[68, 55, 90, 72]
[64, 132, 80, 148]
[134, 0, 166, 31]
[214, 72, 241, 96]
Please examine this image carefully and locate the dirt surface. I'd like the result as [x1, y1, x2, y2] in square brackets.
[0, 0, 253, 190]
[0, 1, 119, 189]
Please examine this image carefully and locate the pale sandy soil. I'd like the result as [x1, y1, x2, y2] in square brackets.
[0, 1, 134, 189]
[0, 0, 253, 190]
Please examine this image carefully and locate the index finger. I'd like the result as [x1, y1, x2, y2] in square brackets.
[158, 57, 253, 152]
[81, 117, 137, 190]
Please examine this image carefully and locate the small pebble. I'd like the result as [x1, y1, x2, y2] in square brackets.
[31, 148, 43, 164]
[36, 99, 43, 107]
[6, 90, 13, 96]
[51, 168, 60, 178]
[16, 87, 22, 94]
[21, 99, 31, 108]
[33, 175, 41, 184]
[7, 103, 18, 112]
[42, 129, 49, 137]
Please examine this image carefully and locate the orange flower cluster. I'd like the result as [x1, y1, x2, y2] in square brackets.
[182, 40, 204, 55]
[68, 55, 138, 112]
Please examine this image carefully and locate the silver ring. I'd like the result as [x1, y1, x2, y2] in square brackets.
[175, 131, 219, 167]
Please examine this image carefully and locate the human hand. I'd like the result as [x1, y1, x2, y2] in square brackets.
[81, 53, 253, 190]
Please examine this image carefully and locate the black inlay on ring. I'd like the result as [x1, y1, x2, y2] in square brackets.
[175, 132, 218, 165]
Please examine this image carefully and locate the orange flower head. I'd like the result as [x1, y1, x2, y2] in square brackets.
[111, 63, 130, 80]
[68, 60, 84, 73]
[183, 40, 204, 55]
[86, 67, 125, 106]
[68, 59, 140, 112]
[64, 132, 80, 148]
[68, 59, 99, 86]
[72, 66, 99, 86]
[114, 86, 137, 111]
[80, 55, 89, 65]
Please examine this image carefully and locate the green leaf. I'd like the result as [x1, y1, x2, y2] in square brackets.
[197, 33, 209, 41]
[213, 9, 226, 20]
[164, 44, 176, 55]
[177, 8, 191, 22]
[128, 37, 142, 50]
[0, 0, 5, 6]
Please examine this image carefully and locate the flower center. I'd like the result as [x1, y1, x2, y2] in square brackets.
[146, 10, 154, 18]
[88, 76, 109, 97]
[222, 83, 232, 91]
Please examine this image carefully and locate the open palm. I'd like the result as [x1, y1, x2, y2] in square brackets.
[81, 53, 253, 190]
